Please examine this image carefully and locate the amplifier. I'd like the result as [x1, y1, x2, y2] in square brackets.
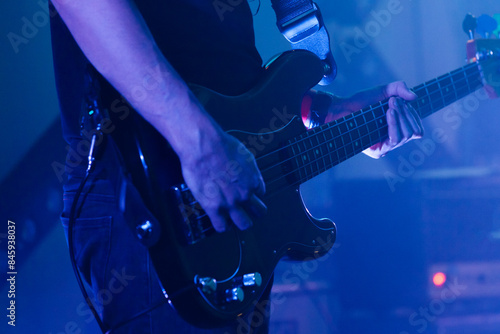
[436, 313, 500, 334]
[420, 174, 500, 263]
[428, 261, 500, 300]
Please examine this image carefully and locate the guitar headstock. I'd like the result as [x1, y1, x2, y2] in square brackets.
[464, 13, 500, 98]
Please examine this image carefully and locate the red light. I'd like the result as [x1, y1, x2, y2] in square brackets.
[433, 272, 446, 287]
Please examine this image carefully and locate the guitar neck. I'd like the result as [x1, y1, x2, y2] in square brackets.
[286, 61, 484, 186]
[411, 61, 483, 118]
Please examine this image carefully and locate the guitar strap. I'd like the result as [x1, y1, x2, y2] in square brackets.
[270, 0, 337, 85]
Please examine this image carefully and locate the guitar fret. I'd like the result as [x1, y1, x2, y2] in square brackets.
[360, 113, 372, 148]
[352, 115, 362, 150]
[308, 136, 317, 177]
[323, 123, 334, 170]
[411, 63, 482, 120]
[300, 136, 311, 179]
[448, 71, 459, 102]
[290, 140, 302, 183]
[336, 122, 348, 160]
[345, 133, 354, 157]
[414, 85, 432, 118]
[314, 130, 325, 176]
[277, 62, 484, 188]
[309, 132, 323, 176]
[436, 79, 447, 108]
[321, 128, 332, 171]
[319, 132, 330, 173]
[328, 125, 340, 165]
[463, 66, 475, 93]
[321, 142, 330, 173]
[424, 80, 441, 111]
[342, 122, 354, 159]
[439, 74, 457, 105]
[306, 135, 318, 178]
[422, 82, 432, 111]
[346, 115, 358, 155]
[355, 113, 368, 137]
[452, 69, 469, 98]
[466, 66, 482, 91]
[433, 79, 446, 109]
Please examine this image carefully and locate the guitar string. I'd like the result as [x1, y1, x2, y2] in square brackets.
[264, 116, 389, 192]
[182, 112, 388, 234]
[266, 75, 483, 192]
[259, 66, 483, 193]
[242, 61, 481, 172]
[259, 72, 480, 188]
[256, 61, 481, 174]
[183, 62, 483, 229]
[274, 74, 484, 190]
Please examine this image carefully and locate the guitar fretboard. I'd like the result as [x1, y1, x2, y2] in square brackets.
[270, 61, 484, 188]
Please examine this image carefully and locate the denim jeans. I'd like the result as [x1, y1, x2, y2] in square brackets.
[61, 139, 271, 333]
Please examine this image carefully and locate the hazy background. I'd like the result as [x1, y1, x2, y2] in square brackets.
[2, 0, 500, 333]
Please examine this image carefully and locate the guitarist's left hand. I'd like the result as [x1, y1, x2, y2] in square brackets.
[362, 81, 424, 159]
[303, 81, 424, 159]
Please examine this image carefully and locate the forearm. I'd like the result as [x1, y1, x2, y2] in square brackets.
[52, 0, 220, 162]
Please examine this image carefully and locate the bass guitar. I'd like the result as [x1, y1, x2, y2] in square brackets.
[110, 40, 500, 328]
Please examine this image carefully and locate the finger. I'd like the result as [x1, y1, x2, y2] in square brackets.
[243, 194, 268, 218]
[407, 104, 424, 138]
[255, 175, 266, 196]
[205, 207, 228, 233]
[394, 99, 416, 141]
[387, 99, 402, 146]
[229, 206, 253, 230]
[395, 99, 424, 139]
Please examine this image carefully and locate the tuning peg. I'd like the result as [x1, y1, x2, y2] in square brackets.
[477, 14, 498, 38]
[463, 13, 477, 39]
[493, 14, 500, 37]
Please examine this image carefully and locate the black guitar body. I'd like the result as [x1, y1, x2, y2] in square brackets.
[106, 36, 500, 327]
[107, 50, 337, 328]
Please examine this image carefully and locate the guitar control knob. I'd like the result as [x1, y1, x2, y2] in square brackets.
[225, 287, 244, 303]
[197, 276, 217, 294]
[243, 272, 262, 287]
[136, 220, 153, 240]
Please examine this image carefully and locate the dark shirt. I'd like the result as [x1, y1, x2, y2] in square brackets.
[50, 0, 264, 145]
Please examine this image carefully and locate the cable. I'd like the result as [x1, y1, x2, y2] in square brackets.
[67, 132, 110, 333]
[68, 123, 170, 333]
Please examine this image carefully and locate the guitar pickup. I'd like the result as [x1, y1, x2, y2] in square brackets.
[171, 184, 214, 245]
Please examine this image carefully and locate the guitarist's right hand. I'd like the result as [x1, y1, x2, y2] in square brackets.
[179, 129, 267, 233]
[53, 0, 266, 232]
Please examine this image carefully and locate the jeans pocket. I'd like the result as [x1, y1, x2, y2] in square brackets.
[61, 215, 112, 292]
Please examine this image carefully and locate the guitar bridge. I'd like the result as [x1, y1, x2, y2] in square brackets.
[171, 184, 214, 245]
